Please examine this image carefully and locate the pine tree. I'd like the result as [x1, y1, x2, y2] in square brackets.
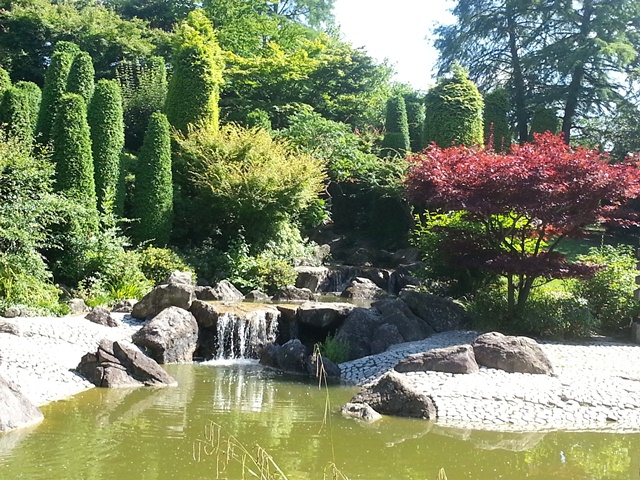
[35, 51, 76, 144]
[406, 101, 425, 152]
[165, 10, 224, 134]
[483, 88, 512, 152]
[88, 79, 125, 214]
[424, 67, 484, 147]
[51, 93, 96, 209]
[67, 51, 95, 105]
[0, 82, 42, 144]
[132, 112, 173, 246]
[381, 94, 410, 155]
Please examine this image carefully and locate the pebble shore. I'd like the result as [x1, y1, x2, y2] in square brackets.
[340, 331, 640, 431]
[2, 314, 639, 432]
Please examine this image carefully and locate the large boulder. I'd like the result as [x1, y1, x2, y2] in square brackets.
[162, 270, 194, 286]
[132, 307, 198, 363]
[394, 344, 479, 374]
[0, 374, 44, 432]
[258, 342, 341, 379]
[350, 371, 437, 419]
[194, 280, 243, 301]
[472, 332, 554, 375]
[399, 290, 469, 332]
[294, 266, 331, 293]
[334, 308, 385, 361]
[76, 339, 178, 388]
[370, 323, 405, 355]
[275, 339, 308, 374]
[296, 301, 355, 330]
[68, 298, 89, 315]
[245, 290, 271, 302]
[85, 307, 120, 327]
[132, 284, 195, 320]
[111, 299, 137, 313]
[388, 263, 423, 294]
[306, 354, 341, 380]
[272, 285, 315, 302]
[341, 277, 387, 300]
[374, 299, 435, 341]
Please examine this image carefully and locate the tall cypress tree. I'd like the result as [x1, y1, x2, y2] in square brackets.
[88, 79, 125, 214]
[35, 51, 76, 144]
[0, 82, 42, 144]
[381, 94, 410, 156]
[424, 67, 484, 147]
[132, 112, 173, 246]
[67, 51, 95, 105]
[51, 93, 96, 209]
[483, 88, 512, 152]
[165, 9, 224, 134]
[406, 101, 425, 152]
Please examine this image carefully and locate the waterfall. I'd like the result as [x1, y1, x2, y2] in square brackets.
[214, 310, 278, 360]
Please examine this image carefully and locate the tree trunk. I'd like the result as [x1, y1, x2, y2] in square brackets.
[506, 10, 529, 145]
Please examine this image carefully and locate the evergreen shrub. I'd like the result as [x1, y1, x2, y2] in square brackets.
[381, 94, 410, 155]
[137, 245, 193, 286]
[483, 88, 512, 151]
[0, 82, 41, 144]
[530, 108, 561, 138]
[67, 51, 95, 105]
[406, 100, 425, 152]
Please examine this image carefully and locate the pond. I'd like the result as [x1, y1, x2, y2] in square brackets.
[0, 362, 639, 480]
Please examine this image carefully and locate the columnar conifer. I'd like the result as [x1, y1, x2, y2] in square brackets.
[0, 82, 42, 144]
[424, 67, 484, 147]
[67, 51, 95, 105]
[483, 88, 512, 152]
[51, 93, 96, 209]
[165, 10, 224, 134]
[132, 112, 173, 246]
[406, 101, 425, 152]
[88, 79, 125, 214]
[381, 94, 410, 155]
[530, 108, 561, 138]
[35, 51, 76, 144]
[0, 67, 10, 96]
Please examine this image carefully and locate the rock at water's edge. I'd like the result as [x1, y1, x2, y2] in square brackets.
[132, 306, 198, 363]
[0, 374, 44, 432]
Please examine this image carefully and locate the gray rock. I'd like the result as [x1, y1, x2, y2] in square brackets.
[632, 322, 640, 344]
[275, 339, 308, 374]
[395, 344, 479, 374]
[272, 285, 315, 302]
[399, 290, 469, 332]
[297, 301, 355, 329]
[370, 323, 404, 354]
[162, 271, 194, 286]
[85, 307, 120, 327]
[132, 307, 198, 364]
[294, 266, 331, 293]
[390, 248, 420, 266]
[335, 308, 385, 361]
[345, 248, 376, 267]
[388, 263, 423, 295]
[68, 298, 89, 315]
[194, 280, 243, 301]
[351, 371, 437, 419]
[77, 339, 177, 388]
[132, 283, 195, 320]
[111, 299, 137, 313]
[189, 299, 220, 328]
[2, 307, 21, 318]
[245, 290, 271, 302]
[341, 277, 387, 300]
[306, 354, 341, 379]
[340, 402, 382, 423]
[374, 299, 435, 341]
[472, 332, 554, 375]
[0, 374, 44, 432]
[258, 344, 282, 369]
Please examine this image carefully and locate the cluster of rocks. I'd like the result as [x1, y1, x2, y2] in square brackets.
[258, 339, 341, 379]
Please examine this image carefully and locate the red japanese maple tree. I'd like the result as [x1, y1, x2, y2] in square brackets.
[406, 133, 640, 320]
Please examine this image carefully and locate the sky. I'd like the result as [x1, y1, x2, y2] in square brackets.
[333, 0, 455, 92]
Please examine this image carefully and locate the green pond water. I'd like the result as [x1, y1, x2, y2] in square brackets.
[1, 362, 639, 480]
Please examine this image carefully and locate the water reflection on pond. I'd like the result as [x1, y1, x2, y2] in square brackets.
[0, 362, 639, 479]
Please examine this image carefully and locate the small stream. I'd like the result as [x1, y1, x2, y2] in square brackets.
[1, 362, 639, 479]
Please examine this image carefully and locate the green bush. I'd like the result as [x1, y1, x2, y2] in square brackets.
[483, 88, 512, 151]
[0, 82, 41, 145]
[530, 108, 561, 138]
[66, 51, 95, 105]
[88, 79, 125, 214]
[165, 10, 224, 134]
[318, 333, 350, 364]
[424, 66, 484, 147]
[131, 112, 173, 246]
[35, 51, 76, 144]
[51, 93, 97, 209]
[571, 244, 640, 332]
[381, 94, 410, 156]
[0, 67, 10, 95]
[117, 56, 167, 151]
[468, 284, 598, 338]
[406, 100, 425, 152]
[246, 109, 271, 131]
[137, 245, 193, 286]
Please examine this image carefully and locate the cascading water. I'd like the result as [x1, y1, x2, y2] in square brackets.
[214, 310, 278, 360]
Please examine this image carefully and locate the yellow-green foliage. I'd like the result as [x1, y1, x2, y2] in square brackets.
[424, 66, 484, 147]
[165, 10, 224, 134]
[0, 81, 41, 145]
[137, 245, 193, 285]
[67, 51, 95, 105]
[175, 124, 325, 248]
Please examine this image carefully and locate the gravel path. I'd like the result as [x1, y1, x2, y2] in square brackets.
[340, 331, 640, 432]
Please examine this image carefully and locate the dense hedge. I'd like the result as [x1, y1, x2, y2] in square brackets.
[35, 51, 76, 144]
[51, 93, 96, 208]
[67, 51, 95, 105]
[88, 79, 125, 214]
[406, 100, 425, 152]
[132, 112, 173, 246]
[483, 88, 512, 151]
[0, 67, 10, 95]
[165, 10, 224, 134]
[424, 67, 484, 147]
[381, 94, 410, 155]
[0, 82, 41, 144]
[530, 108, 561, 138]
